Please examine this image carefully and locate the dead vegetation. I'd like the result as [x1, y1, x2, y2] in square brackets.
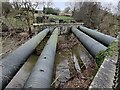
[55, 34, 97, 88]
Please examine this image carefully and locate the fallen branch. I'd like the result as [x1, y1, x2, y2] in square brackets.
[51, 73, 62, 86]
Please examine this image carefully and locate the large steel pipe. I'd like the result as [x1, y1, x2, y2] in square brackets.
[0, 28, 49, 89]
[24, 28, 59, 88]
[71, 27, 107, 58]
[78, 26, 117, 46]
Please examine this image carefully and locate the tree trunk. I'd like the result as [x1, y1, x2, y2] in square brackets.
[28, 26, 31, 34]
[26, 10, 32, 35]
[32, 10, 35, 23]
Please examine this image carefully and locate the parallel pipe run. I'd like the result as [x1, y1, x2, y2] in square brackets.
[71, 27, 107, 58]
[0, 28, 49, 89]
[78, 26, 117, 46]
[24, 28, 59, 88]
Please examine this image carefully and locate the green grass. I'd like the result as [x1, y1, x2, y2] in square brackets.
[95, 41, 118, 67]
[49, 15, 74, 21]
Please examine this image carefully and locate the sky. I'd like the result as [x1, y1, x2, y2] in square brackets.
[51, 0, 120, 8]
[9, 0, 120, 14]
[51, 0, 120, 14]
[52, 2, 66, 10]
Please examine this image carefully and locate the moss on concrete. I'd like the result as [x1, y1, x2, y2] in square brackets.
[95, 40, 118, 67]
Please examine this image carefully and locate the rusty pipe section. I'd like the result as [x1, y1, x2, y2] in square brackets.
[24, 28, 59, 88]
[71, 27, 107, 58]
[0, 28, 49, 89]
[78, 26, 117, 46]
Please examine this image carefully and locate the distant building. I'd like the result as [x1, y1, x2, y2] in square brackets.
[59, 11, 72, 17]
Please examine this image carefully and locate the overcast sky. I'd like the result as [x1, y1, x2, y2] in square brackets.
[11, 0, 119, 14]
[51, 0, 120, 14]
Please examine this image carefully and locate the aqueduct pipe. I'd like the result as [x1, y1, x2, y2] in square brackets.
[71, 27, 107, 58]
[0, 28, 49, 89]
[78, 26, 117, 46]
[24, 28, 59, 88]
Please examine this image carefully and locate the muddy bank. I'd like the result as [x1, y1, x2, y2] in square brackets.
[53, 34, 97, 88]
[1, 36, 29, 59]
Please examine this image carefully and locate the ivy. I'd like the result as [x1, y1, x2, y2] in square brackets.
[95, 41, 118, 68]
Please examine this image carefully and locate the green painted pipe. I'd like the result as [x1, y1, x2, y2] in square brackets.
[71, 27, 107, 58]
[78, 26, 117, 46]
[24, 28, 59, 88]
[0, 28, 49, 89]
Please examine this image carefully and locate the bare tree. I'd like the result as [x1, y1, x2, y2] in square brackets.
[117, 1, 120, 15]
[65, 2, 78, 16]
[11, 0, 39, 35]
[2, 2, 12, 18]
[64, 7, 70, 13]
[42, 0, 53, 14]
[73, 1, 101, 29]
[117, 1, 120, 32]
